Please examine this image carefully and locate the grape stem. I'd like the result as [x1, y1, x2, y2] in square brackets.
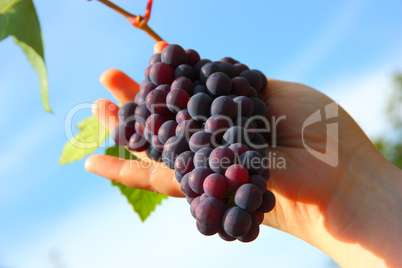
[92, 0, 163, 42]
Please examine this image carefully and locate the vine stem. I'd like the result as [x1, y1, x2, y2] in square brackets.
[93, 0, 163, 42]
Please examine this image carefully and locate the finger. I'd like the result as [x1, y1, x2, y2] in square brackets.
[154, 41, 169, 54]
[149, 165, 184, 197]
[85, 154, 154, 191]
[100, 69, 139, 104]
[91, 99, 119, 133]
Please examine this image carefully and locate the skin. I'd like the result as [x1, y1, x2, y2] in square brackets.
[85, 41, 402, 267]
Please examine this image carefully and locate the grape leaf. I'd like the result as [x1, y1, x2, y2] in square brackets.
[60, 116, 109, 165]
[105, 145, 168, 222]
[0, 0, 51, 112]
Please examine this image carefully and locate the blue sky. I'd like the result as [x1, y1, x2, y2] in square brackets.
[0, 0, 401, 267]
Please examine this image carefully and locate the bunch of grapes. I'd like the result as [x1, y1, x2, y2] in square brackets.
[112, 44, 275, 242]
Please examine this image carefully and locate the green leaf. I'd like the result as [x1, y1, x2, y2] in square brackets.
[0, 0, 51, 112]
[60, 116, 109, 165]
[105, 145, 168, 222]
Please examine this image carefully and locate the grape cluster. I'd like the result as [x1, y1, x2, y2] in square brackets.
[112, 44, 275, 242]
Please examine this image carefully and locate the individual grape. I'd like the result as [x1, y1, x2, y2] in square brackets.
[218, 62, 237, 78]
[180, 173, 198, 198]
[240, 70, 263, 92]
[189, 131, 213, 152]
[112, 123, 136, 146]
[249, 132, 268, 150]
[185, 49, 200, 67]
[149, 62, 175, 85]
[118, 102, 137, 127]
[218, 229, 236, 241]
[162, 136, 190, 169]
[134, 121, 144, 137]
[234, 116, 256, 132]
[193, 79, 202, 87]
[257, 190, 276, 213]
[203, 173, 229, 199]
[252, 69, 267, 92]
[151, 134, 164, 152]
[204, 115, 232, 144]
[208, 147, 235, 174]
[238, 150, 264, 175]
[193, 85, 207, 95]
[196, 221, 221, 236]
[219, 57, 239, 64]
[222, 126, 251, 146]
[205, 72, 232, 97]
[149, 53, 161, 65]
[235, 184, 263, 211]
[144, 65, 151, 81]
[193, 148, 213, 168]
[248, 174, 267, 193]
[166, 88, 190, 113]
[187, 93, 213, 121]
[161, 44, 187, 68]
[145, 89, 169, 115]
[171, 77, 194, 95]
[228, 143, 249, 157]
[145, 114, 170, 135]
[195, 197, 226, 227]
[175, 64, 196, 80]
[174, 151, 195, 176]
[250, 97, 267, 117]
[210, 96, 237, 118]
[223, 207, 252, 237]
[186, 196, 195, 204]
[158, 120, 178, 144]
[199, 62, 223, 83]
[134, 103, 151, 125]
[143, 126, 153, 143]
[155, 84, 171, 93]
[188, 167, 214, 194]
[261, 168, 270, 182]
[233, 96, 254, 118]
[193, 59, 212, 75]
[134, 93, 145, 105]
[175, 119, 201, 140]
[190, 196, 201, 218]
[146, 144, 162, 162]
[225, 164, 249, 190]
[176, 109, 191, 124]
[175, 170, 183, 183]
[249, 211, 264, 225]
[248, 86, 258, 97]
[237, 217, 260, 243]
[233, 63, 249, 74]
[139, 81, 157, 99]
[128, 133, 148, 152]
[231, 77, 250, 96]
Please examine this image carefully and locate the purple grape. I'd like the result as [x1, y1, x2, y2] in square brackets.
[149, 62, 175, 85]
[145, 89, 169, 115]
[139, 81, 157, 99]
[249, 211, 264, 224]
[261, 168, 270, 182]
[161, 44, 187, 68]
[112, 123, 136, 146]
[185, 49, 200, 67]
[146, 144, 162, 162]
[189, 131, 213, 152]
[171, 76, 194, 95]
[149, 53, 161, 65]
[134, 93, 145, 105]
[205, 72, 232, 97]
[190, 196, 201, 218]
[155, 84, 171, 93]
[162, 136, 190, 169]
[200, 62, 223, 83]
[234, 63, 249, 74]
[176, 109, 191, 124]
[187, 93, 213, 121]
[175, 119, 201, 140]
[233, 96, 254, 117]
[174, 151, 195, 176]
[225, 164, 249, 190]
[180, 173, 198, 198]
[248, 87, 258, 97]
[218, 62, 237, 78]
[218, 229, 236, 241]
[195, 197, 226, 227]
[144, 65, 151, 81]
[249, 132, 268, 150]
[228, 143, 249, 157]
[145, 114, 170, 135]
[158, 120, 178, 144]
[238, 150, 264, 175]
[235, 184, 263, 211]
[166, 88, 190, 113]
[231, 77, 250, 96]
[128, 133, 148, 152]
[175, 170, 183, 183]
[257, 190, 276, 213]
[250, 97, 267, 117]
[223, 207, 252, 237]
[210, 96, 237, 118]
[134, 103, 151, 125]
[204, 115, 232, 144]
[252, 69, 267, 93]
[143, 126, 153, 143]
[193, 148, 213, 168]
[193, 85, 207, 95]
[237, 217, 260, 243]
[188, 167, 214, 194]
[219, 57, 239, 64]
[240, 70, 263, 92]
[151, 134, 164, 152]
[118, 102, 137, 127]
[196, 221, 221, 236]
[203, 173, 229, 199]
[222, 126, 251, 146]
[175, 64, 196, 80]
[248, 174, 267, 193]
[194, 59, 212, 75]
[208, 147, 235, 174]
[134, 121, 144, 137]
